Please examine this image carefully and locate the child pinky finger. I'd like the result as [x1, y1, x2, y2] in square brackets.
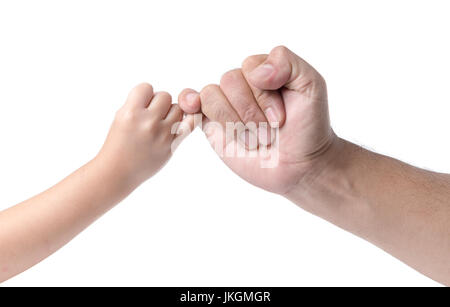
[164, 104, 183, 123]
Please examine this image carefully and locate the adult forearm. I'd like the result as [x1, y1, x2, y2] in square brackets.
[0, 155, 136, 282]
[285, 138, 450, 285]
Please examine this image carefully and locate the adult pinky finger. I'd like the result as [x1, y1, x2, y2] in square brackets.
[178, 88, 201, 114]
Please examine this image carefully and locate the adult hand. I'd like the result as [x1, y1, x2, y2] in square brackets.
[179, 46, 337, 195]
[180, 46, 450, 286]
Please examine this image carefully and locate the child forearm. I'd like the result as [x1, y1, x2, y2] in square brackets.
[0, 156, 137, 282]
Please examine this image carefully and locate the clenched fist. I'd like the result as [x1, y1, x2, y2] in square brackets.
[179, 46, 336, 195]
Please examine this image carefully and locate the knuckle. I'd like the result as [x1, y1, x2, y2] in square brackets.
[199, 84, 232, 122]
[220, 69, 242, 88]
[241, 55, 254, 69]
[115, 108, 137, 124]
[132, 83, 153, 96]
[142, 118, 158, 132]
[200, 84, 220, 99]
[272, 45, 290, 56]
[155, 91, 172, 103]
[241, 55, 257, 70]
[241, 54, 267, 73]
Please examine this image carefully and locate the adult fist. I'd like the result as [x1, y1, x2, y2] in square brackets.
[179, 46, 336, 195]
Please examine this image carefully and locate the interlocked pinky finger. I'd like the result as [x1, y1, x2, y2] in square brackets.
[164, 104, 184, 123]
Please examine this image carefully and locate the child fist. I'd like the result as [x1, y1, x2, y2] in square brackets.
[97, 83, 187, 187]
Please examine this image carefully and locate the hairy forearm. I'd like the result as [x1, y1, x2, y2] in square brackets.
[285, 138, 450, 285]
[0, 156, 136, 282]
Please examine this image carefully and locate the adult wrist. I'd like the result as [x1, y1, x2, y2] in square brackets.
[283, 137, 372, 236]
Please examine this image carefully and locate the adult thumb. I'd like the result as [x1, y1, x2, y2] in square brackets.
[248, 45, 322, 92]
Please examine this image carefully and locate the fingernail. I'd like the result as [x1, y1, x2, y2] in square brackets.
[185, 92, 199, 106]
[264, 107, 280, 128]
[250, 63, 274, 81]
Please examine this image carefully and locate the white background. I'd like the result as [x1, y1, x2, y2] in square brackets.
[0, 0, 448, 286]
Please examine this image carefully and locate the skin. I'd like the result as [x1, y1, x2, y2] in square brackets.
[0, 83, 193, 282]
[179, 46, 450, 285]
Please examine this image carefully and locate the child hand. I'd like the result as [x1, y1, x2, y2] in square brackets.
[97, 83, 190, 187]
